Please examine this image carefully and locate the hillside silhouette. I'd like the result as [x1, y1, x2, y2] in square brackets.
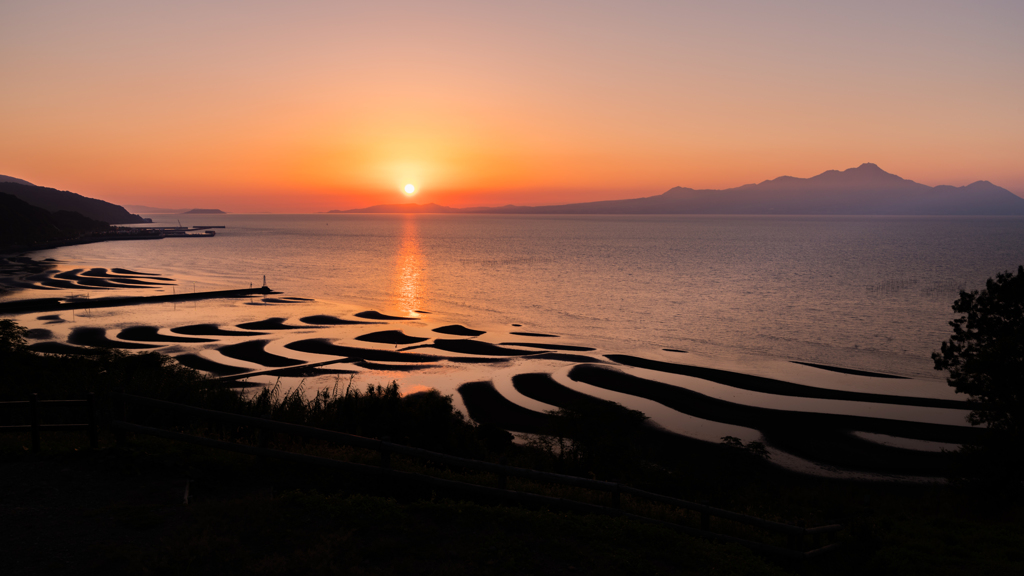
[0, 192, 110, 250]
[0, 181, 148, 224]
[339, 164, 1024, 215]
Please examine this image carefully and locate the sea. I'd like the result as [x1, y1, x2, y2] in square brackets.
[24, 213, 1024, 377]
[8, 214, 1024, 478]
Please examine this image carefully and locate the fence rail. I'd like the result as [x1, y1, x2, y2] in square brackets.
[113, 393, 842, 558]
[0, 393, 98, 452]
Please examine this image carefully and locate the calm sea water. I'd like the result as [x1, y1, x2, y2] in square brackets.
[26, 214, 1024, 379]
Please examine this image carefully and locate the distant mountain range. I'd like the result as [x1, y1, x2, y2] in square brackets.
[0, 178, 148, 224]
[333, 164, 1024, 215]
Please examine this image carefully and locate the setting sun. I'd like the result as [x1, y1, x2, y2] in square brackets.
[404, 184, 416, 195]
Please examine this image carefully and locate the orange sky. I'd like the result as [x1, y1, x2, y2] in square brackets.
[2, 1, 1022, 212]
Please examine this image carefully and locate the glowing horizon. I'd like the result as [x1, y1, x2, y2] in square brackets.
[2, 1, 1022, 213]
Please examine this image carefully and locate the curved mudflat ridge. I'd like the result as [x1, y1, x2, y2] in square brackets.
[428, 339, 538, 357]
[433, 325, 486, 336]
[500, 342, 596, 352]
[172, 324, 268, 336]
[263, 366, 358, 378]
[285, 338, 441, 363]
[117, 326, 215, 343]
[26, 328, 54, 339]
[218, 340, 305, 367]
[512, 372, 607, 409]
[236, 317, 306, 330]
[443, 356, 512, 364]
[28, 342, 106, 356]
[68, 327, 160, 350]
[569, 364, 982, 445]
[354, 360, 431, 371]
[502, 369, 958, 476]
[355, 330, 429, 345]
[524, 352, 603, 363]
[457, 381, 554, 434]
[300, 315, 374, 325]
[790, 361, 908, 379]
[606, 354, 968, 410]
[41, 278, 90, 290]
[355, 310, 417, 320]
[174, 354, 251, 376]
[31, 267, 178, 290]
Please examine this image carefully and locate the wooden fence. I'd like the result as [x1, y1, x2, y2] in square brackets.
[111, 393, 842, 559]
[0, 392, 98, 452]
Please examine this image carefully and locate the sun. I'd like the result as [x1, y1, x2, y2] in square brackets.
[403, 184, 416, 195]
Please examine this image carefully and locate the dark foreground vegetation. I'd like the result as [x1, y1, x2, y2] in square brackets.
[2, 319, 1022, 575]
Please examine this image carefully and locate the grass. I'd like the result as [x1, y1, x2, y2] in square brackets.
[2, 319, 1023, 575]
[104, 491, 788, 576]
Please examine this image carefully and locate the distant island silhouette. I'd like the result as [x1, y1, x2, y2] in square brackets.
[333, 164, 1024, 215]
[182, 208, 226, 214]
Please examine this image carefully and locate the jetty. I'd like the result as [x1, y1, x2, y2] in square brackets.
[0, 286, 276, 315]
[131, 225, 223, 238]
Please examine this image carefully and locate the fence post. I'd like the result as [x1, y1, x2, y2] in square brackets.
[258, 414, 272, 467]
[30, 393, 40, 453]
[114, 391, 127, 445]
[612, 483, 621, 508]
[380, 437, 391, 468]
[789, 521, 805, 552]
[87, 392, 98, 449]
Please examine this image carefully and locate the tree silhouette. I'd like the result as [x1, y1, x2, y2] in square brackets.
[933, 265, 1024, 487]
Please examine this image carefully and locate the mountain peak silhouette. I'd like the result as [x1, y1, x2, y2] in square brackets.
[855, 162, 883, 171]
[338, 164, 1024, 215]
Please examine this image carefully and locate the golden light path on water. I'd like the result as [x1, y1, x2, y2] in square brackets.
[393, 215, 426, 315]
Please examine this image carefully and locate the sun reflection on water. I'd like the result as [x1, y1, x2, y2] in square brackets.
[393, 216, 426, 315]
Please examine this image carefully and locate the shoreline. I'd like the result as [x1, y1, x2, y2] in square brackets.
[0, 231, 166, 257]
[0, 286, 276, 314]
[0, 252, 977, 481]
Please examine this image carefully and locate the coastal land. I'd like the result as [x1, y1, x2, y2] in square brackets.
[2, 168, 1021, 574]
[0, 178, 227, 255]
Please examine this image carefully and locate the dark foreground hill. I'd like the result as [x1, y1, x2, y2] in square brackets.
[339, 164, 1024, 215]
[0, 192, 110, 250]
[0, 181, 148, 224]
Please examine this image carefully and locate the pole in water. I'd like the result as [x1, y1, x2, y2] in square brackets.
[262, 275, 266, 288]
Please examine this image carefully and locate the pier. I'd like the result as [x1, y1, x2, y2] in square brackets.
[0, 286, 275, 315]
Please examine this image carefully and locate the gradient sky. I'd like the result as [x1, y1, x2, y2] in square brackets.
[2, 0, 1022, 212]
